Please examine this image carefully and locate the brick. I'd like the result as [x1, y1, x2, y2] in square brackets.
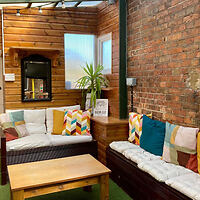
[127, 0, 199, 127]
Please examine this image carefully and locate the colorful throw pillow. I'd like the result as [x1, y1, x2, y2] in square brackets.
[197, 132, 200, 174]
[52, 110, 65, 135]
[162, 122, 199, 173]
[140, 115, 166, 156]
[128, 112, 152, 145]
[0, 112, 29, 141]
[62, 109, 91, 136]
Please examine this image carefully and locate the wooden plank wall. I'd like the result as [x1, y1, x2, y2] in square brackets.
[2, 7, 97, 109]
[97, 1, 119, 118]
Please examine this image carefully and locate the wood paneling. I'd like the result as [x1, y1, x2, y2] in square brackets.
[2, 7, 97, 110]
[97, 1, 119, 117]
[91, 116, 128, 165]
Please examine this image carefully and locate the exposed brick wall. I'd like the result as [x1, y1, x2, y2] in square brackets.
[127, 0, 200, 127]
[97, 1, 119, 117]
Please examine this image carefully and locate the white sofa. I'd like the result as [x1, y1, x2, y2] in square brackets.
[0, 105, 97, 185]
[5, 105, 93, 151]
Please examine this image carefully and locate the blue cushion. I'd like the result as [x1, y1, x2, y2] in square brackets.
[140, 115, 166, 156]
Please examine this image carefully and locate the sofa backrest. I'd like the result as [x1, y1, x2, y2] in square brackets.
[4, 105, 81, 135]
[45, 105, 80, 134]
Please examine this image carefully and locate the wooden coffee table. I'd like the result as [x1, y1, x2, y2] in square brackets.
[8, 154, 111, 200]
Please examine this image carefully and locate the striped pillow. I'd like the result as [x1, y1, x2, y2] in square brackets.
[62, 109, 91, 136]
[128, 112, 152, 145]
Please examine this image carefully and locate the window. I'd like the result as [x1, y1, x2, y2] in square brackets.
[97, 33, 112, 74]
[64, 33, 95, 89]
[64, 33, 112, 89]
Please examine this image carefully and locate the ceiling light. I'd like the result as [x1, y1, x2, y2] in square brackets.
[62, 0, 66, 9]
[16, 9, 20, 16]
[39, 7, 42, 13]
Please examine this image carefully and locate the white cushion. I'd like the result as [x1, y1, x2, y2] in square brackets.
[123, 148, 161, 164]
[24, 109, 46, 134]
[48, 135, 93, 146]
[6, 134, 93, 151]
[45, 105, 80, 134]
[166, 173, 200, 200]
[109, 141, 138, 154]
[138, 159, 191, 182]
[6, 134, 51, 151]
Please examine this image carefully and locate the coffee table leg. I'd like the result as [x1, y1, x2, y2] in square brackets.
[100, 174, 109, 200]
[12, 190, 24, 200]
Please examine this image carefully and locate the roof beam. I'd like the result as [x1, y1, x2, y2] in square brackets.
[27, 2, 32, 8]
[0, 0, 104, 3]
[74, 1, 82, 7]
[53, 1, 59, 8]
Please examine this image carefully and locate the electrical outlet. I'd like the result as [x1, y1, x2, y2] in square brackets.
[5, 73, 15, 82]
[126, 78, 136, 86]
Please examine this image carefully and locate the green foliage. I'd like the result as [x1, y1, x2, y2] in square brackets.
[76, 63, 108, 107]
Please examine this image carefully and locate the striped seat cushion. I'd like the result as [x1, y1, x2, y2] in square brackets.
[62, 109, 91, 136]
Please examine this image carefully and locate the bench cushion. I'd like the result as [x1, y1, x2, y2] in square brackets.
[138, 159, 191, 182]
[166, 173, 200, 200]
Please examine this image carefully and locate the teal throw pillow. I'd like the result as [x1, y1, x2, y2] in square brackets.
[140, 115, 165, 156]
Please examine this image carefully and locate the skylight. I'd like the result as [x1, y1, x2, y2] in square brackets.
[0, 1, 104, 9]
[78, 1, 102, 7]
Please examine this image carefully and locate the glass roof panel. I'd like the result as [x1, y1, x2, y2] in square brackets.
[78, 1, 102, 7]
[31, 3, 54, 7]
[57, 2, 77, 8]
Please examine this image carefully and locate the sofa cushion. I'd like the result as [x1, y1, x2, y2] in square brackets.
[46, 105, 80, 134]
[24, 109, 46, 134]
[165, 173, 200, 200]
[6, 134, 52, 151]
[48, 134, 93, 146]
[128, 112, 152, 144]
[62, 109, 91, 136]
[52, 110, 65, 135]
[0, 112, 29, 141]
[6, 134, 93, 151]
[140, 115, 166, 156]
[138, 159, 192, 182]
[123, 148, 161, 164]
[162, 122, 199, 172]
[109, 141, 139, 154]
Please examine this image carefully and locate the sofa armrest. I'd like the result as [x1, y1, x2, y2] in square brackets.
[0, 125, 7, 185]
[0, 125, 5, 138]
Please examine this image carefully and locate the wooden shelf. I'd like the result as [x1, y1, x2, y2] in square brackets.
[10, 46, 62, 52]
[101, 87, 114, 91]
[9, 46, 62, 67]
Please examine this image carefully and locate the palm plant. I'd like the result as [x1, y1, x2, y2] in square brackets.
[76, 63, 108, 108]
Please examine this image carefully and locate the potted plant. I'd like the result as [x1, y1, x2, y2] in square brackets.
[76, 63, 108, 108]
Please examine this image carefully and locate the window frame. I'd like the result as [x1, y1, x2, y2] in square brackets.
[97, 33, 112, 74]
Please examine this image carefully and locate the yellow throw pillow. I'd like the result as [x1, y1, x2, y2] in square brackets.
[52, 110, 65, 135]
[198, 132, 200, 174]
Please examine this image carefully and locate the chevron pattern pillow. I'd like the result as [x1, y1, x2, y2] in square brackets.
[62, 109, 91, 136]
[128, 112, 152, 145]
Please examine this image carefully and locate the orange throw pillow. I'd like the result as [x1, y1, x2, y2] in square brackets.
[52, 110, 65, 135]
